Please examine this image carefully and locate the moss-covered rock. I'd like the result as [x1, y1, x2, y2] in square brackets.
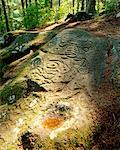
[0, 81, 27, 105]
[0, 28, 119, 149]
[0, 30, 57, 83]
[0, 32, 15, 48]
[0, 33, 38, 64]
[20, 128, 93, 150]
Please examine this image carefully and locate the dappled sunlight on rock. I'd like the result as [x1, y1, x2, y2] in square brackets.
[0, 27, 119, 149]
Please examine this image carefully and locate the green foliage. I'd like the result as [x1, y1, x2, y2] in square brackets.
[0, 11, 6, 33]
[23, 2, 54, 29]
[11, 10, 23, 30]
[54, 1, 69, 21]
[39, 7, 54, 26]
[105, 0, 120, 14]
[0, 0, 119, 33]
[0, 19, 5, 34]
[23, 4, 39, 29]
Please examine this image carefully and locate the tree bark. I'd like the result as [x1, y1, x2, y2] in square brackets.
[58, 0, 60, 7]
[97, 0, 100, 13]
[73, 0, 75, 14]
[86, 0, 89, 13]
[6, 0, 12, 30]
[88, 0, 96, 14]
[81, 0, 84, 11]
[25, 0, 28, 8]
[77, 0, 80, 12]
[1, 0, 10, 32]
[0, 4, 2, 33]
[50, 0, 52, 8]
[21, 0, 25, 16]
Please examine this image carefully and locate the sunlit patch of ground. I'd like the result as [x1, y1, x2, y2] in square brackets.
[35, 15, 120, 39]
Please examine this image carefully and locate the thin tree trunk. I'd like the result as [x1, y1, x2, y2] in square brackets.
[77, 0, 80, 12]
[6, 0, 12, 30]
[25, 0, 28, 8]
[86, 0, 89, 13]
[50, 0, 52, 8]
[88, 0, 96, 14]
[21, 0, 25, 16]
[29, 0, 31, 4]
[6, 0, 10, 17]
[97, 0, 100, 14]
[1, 0, 10, 32]
[0, 4, 2, 33]
[58, 0, 60, 7]
[73, 0, 75, 14]
[81, 0, 84, 11]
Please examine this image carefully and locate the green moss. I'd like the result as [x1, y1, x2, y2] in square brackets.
[0, 81, 27, 105]
[11, 33, 38, 46]
[0, 33, 38, 65]
[31, 57, 41, 67]
[19, 127, 94, 150]
[13, 59, 31, 78]
[31, 50, 39, 59]
[55, 128, 93, 150]
[22, 129, 93, 149]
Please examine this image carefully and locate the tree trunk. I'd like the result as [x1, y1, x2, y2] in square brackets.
[1, 0, 10, 32]
[29, 0, 31, 4]
[73, 0, 75, 14]
[6, 0, 10, 17]
[58, 0, 60, 7]
[6, 0, 12, 30]
[50, 0, 52, 8]
[86, 0, 89, 13]
[88, 0, 96, 14]
[21, 0, 25, 16]
[81, 0, 84, 11]
[0, 4, 2, 33]
[97, 0, 100, 14]
[77, 0, 80, 12]
[25, 0, 28, 8]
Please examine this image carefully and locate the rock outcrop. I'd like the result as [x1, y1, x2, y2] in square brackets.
[0, 28, 119, 149]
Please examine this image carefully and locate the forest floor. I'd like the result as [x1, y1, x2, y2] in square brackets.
[0, 15, 120, 149]
[36, 16, 120, 38]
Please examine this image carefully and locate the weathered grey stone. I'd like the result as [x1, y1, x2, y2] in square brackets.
[0, 28, 119, 149]
[29, 29, 109, 91]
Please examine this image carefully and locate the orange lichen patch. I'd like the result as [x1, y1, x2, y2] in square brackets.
[42, 117, 64, 129]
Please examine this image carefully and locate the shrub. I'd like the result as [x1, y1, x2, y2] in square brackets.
[23, 4, 39, 29]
